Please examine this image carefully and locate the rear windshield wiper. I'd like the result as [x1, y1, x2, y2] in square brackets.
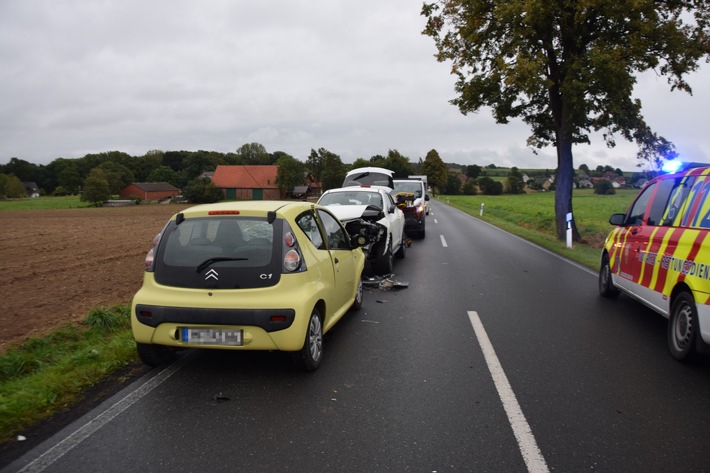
[197, 257, 248, 273]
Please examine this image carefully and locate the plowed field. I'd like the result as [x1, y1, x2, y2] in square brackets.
[0, 204, 189, 353]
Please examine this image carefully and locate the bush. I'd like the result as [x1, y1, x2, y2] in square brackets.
[479, 177, 504, 195]
[594, 180, 616, 195]
[463, 181, 478, 195]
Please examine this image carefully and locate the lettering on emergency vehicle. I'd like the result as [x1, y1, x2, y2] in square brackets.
[640, 251, 710, 280]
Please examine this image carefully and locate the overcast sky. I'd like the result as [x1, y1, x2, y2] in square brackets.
[1, 1, 708, 171]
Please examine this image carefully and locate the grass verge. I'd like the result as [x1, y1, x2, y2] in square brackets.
[0, 306, 137, 443]
[439, 189, 636, 269]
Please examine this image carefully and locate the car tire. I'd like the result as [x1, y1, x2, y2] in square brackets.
[598, 253, 619, 298]
[136, 342, 176, 367]
[419, 218, 426, 239]
[395, 230, 406, 259]
[292, 307, 324, 371]
[351, 277, 364, 311]
[372, 239, 393, 275]
[668, 292, 699, 362]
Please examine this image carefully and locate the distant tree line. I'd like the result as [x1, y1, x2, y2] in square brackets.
[1, 143, 646, 202]
[0, 144, 456, 202]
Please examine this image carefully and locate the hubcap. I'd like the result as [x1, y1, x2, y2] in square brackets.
[674, 304, 694, 350]
[356, 280, 363, 304]
[308, 315, 323, 362]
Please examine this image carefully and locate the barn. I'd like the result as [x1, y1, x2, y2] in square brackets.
[119, 182, 180, 201]
[211, 165, 283, 200]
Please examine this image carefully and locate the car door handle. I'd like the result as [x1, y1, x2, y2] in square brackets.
[631, 228, 639, 235]
[334, 257, 339, 264]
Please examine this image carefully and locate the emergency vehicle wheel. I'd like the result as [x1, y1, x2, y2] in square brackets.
[668, 292, 698, 362]
[598, 253, 619, 298]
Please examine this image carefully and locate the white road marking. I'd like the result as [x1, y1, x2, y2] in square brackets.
[440, 235, 448, 247]
[434, 218, 438, 224]
[18, 354, 192, 473]
[467, 311, 550, 473]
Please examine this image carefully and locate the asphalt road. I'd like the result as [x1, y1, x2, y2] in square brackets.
[4, 201, 710, 472]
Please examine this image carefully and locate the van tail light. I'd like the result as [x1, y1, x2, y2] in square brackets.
[282, 223, 307, 273]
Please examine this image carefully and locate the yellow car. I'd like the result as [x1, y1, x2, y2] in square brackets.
[131, 201, 368, 371]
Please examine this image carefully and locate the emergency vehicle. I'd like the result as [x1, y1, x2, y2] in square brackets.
[600, 162, 710, 361]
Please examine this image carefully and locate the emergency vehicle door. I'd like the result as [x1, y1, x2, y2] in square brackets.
[618, 181, 656, 287]
[622, 177, 690, 287]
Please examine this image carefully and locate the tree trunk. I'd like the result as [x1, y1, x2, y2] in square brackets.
[554, 138, 581, 241]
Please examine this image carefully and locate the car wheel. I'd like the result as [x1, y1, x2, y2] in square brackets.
[598, 253, 619, 298]
[136, 342, 176, 367]
[292, 307, 323, 371]
[668, 292, 698, 362]
[395, 230, 406, 259]
[351, 277, 364, 311]
[419, 218, 426, 239]
[372, 239, 393, 274]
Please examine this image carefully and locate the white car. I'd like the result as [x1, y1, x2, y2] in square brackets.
[317, 186, 406, 274]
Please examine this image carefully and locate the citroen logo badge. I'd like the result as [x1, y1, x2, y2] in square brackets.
[205, 269, 219, 281]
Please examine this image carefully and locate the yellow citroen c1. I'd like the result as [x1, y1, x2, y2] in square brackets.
[131, 201, 368, 371]
[599, 162, 710, 361]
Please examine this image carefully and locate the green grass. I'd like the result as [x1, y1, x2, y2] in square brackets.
[0, 195, 90, 210]
[0, 306, 137, 442]
[440, 189, 637, 269]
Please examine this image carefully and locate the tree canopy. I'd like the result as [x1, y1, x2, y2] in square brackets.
[422, 0, 710, 239]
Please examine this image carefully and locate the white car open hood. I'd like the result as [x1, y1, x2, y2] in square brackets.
[325, 205, 371, 222]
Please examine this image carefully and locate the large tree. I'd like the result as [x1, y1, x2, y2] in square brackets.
[275, 153, 306, 197]
[383, 149, 414, 178]
[422, 0, 710, 240]
[421, 149, 448, 193]
[306, 148, 347, 191]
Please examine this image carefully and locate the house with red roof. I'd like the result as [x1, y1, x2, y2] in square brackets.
[211, 165, 283, 200]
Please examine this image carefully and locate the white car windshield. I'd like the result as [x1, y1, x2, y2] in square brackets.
[319, 191, 383, 209]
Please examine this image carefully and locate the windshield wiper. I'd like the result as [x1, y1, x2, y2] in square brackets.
[196, 257, 248, 273]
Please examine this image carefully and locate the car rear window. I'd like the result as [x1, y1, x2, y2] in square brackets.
[153, 216, 282, 289]
[342, 171, 393, 188]
[392, 182, 423, 196]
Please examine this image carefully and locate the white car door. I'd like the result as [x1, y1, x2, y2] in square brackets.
[382, 192, 404, 251]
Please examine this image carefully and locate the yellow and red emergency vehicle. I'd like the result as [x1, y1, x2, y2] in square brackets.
[600, 162, 710, 361]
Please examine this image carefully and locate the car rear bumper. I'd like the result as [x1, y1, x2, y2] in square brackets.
[131, 273, 322, 352]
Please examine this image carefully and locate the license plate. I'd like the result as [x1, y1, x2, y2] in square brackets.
[181, 327, 243, 346]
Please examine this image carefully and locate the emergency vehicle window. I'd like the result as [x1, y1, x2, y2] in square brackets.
[627, 182, 655, 226]
[660, 178, 694, 226]
[694, 180, 710, 229]
[648, 178, 683, 226]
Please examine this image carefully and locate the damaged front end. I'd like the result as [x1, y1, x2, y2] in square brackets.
[342, 205, 387, 256]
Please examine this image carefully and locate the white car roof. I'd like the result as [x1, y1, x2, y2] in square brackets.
[323, 186, 390, 194]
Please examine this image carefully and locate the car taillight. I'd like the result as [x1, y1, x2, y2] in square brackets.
[284, 249, 301, 272]
[144, 232, 162, 271]
[282, 224, 307, 273]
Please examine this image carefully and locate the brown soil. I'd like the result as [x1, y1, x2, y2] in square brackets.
[0, 204, 190, 353]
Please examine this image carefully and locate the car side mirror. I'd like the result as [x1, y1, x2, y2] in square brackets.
[425, 194, 430, 201]
[609, 213, 625, 226]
